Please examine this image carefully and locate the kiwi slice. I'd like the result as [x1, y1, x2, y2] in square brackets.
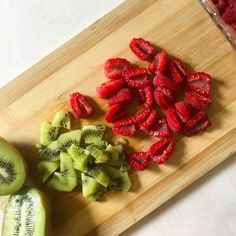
[37, 160, 59, 183]
[82, 125, 106, 144]
[57, 129, 82, 151]
[2, 186, 48, 236]
[67, 144, 89, 172]
[88, 187, 107, 201]
[46, 152, 78, 192]
[86, 144, 109, 163]
[93, 140, 108, 148]
[106, 166, 131, 192]
[81, 173, 101, 197]
[36, 141, 60, 161]
[40, 121, 59, 146]
[52, 111, 71, 129]
[0, 137, 27, 196]
[105, 144, 120, 161]
[86, 165, 110, 187]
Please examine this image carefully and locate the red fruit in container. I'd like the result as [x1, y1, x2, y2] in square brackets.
[105, 104, 126, 123]
[222, 2, 236, 24]
[148, 118, 170, 137]
[154, 87, 175, 110]
[149, 137, 176, 164]
[113, 118, 137, 136]
[148, 50, 167, 74]
[231, 23, 236, 31]
[153, 73, 180, 92]
[137, 86, 154, 108]
[168, 57, 189, 83]
[182, 111, 211, 136]
[166, 107, 182, 133]
[123, 68, 149, 88]
[212, 0, 228, 15]
[127, 151, 150, 170]
[96, 79, 124, 99]
[104, 58, 131, 80]
[129, 37, 156, 60]
[108, 88, 133, 105]
[174, 102, 192, 124]
[70, 92, 93, 118]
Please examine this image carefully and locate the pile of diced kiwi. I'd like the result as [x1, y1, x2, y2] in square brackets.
[37, 111, 131, 201]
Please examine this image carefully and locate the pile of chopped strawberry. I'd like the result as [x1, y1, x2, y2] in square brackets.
[97, 37, 212, 171]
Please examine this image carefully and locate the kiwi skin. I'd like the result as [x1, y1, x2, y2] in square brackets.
[0, 137, 27, 196]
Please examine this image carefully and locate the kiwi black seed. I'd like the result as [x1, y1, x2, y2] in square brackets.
[36, 141, 60, 161]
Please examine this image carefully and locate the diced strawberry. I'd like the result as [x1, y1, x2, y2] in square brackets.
[96, 79, 124, 99]
[127, 151, 150, 170]
[129, 37, 156, 60]
[166, 107, 182, 133]
[139, 109, 158, 131]
[154, 87, 175, 110]
[153, 73, 180, 92]
[108, 88, 133, 105]
[113, 118, 137, 136]
[174, 102, 192, 124]
[148, 118, 170, 137]
[133, 108, 151, 124]
[149, 137, 176, 164]
[137, 86, 154, 108]
[105, 104, 126, 123]
[148, 50, 167, 74]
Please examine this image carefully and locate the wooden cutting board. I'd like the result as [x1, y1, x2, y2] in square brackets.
[0, 0, 236, 235]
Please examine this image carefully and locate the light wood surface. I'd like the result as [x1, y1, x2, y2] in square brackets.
[0, 0, 236, 235]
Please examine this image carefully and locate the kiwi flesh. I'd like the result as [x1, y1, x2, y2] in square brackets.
[52, 111, 71, 129]
[40, 121, 59, 146]
[37, 160, 59, 183]
[86, 144, 109, 163]
[2, 186, 48, 236]
[81, 173, 101, 197]
[36, 141, 60, 161]
[105, 144, 120, 161]
[0, 137, 27, 196]
[82, 125, 106, 144]
[46, 152, 78, 192]
[57, 129, 82, 151]
[67, 144, 89, 172]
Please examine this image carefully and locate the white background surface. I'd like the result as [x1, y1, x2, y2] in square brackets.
[0, 1, 235, 235]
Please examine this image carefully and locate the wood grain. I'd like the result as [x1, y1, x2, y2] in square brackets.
[0, 0, 236, 235]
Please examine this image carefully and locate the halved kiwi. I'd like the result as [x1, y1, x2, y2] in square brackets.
[36, 141, 60, 161]
[82, 125, 106, 144]
[0, 137, 27, 196]
[86, 144, 109, 163]
[52, 111, 71, 129]
[2, 186, 49, 236]
[81, 173, 101, 197]
[40, 121, 59, 146]
[37, 160, 59, 183]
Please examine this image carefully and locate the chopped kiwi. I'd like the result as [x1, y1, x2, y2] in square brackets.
[36, 141, 60, 161]
[67, 144, 89, 172]
[52, 111, 71, 129]
[37, 160, 59, 183]
[46, 152, 78, 192]
[82, 125, 106, 144]
[57, 129, 82, 151]
[40, 121, 59, 146]
[88, 187, 107, 201]
[0, 137, 27, 196]
[93, 140, 108, 148]
[81, 173, 101, 197]
[86, 165, 110, 187]
[86, 144, 109, 163]
[2, 186, 48, 236]
[105, 144, 120, 161]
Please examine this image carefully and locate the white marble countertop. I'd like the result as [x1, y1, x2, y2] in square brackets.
[0, 1, 235, 235]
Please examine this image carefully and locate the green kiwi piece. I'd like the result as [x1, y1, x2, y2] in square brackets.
[86, 144, 109, 163]
[82, 125, 106, 144]
[67, 144, 89, 172]
[57, 129, 82, 151]
[46, 152, 78, 192]
[106, 166, 131, 192]
[37, 160, 59, 183]
[51, 111, 71, 129]
[86, 165, 110, 187]
[81, 173, 101, 197]
[40, 121, 59, 146]
[88, 187, 107, 201]
[93, 140, 108, 148]
[2, 186, 49, 236]
[36, 141, 60, 161]
[105, 144, 120, 161]
[0, 137, 27, 196]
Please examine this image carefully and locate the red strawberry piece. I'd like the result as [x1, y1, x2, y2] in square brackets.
[166, 107, 182, 133]
[182, 111, 211, 136]
[108, 88, 133, 105]
[137, 86, 154, 108]
[148, 50, 167, 74]
[148, 118, 170, 137]
[185, 90, 211, 110]
[149, 137, 176, 164]
[231, 22, 236, 31]
[168, 57, 189, 83]
[140, 109, 158, 130]
[105, 104, 126, 123]
[129, 37, 156, 60]
[133, 108, 151, 124]
[70, 92, 93, 118]
[123, 68, 149, 88]
[104, 58, 131, 80]
[96, 79, 124, 99]
[174, 102, 192, 124]
[137, 89, 146, 106]
[187, 72, 211, 96]
[127, 151, 150, 170]
[222, 2, 236, 24]
[154, 87, 175, 110]
[153, 73, 180, 92]
[113, 118, 137, 136]
[212, 0, 228, 15]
